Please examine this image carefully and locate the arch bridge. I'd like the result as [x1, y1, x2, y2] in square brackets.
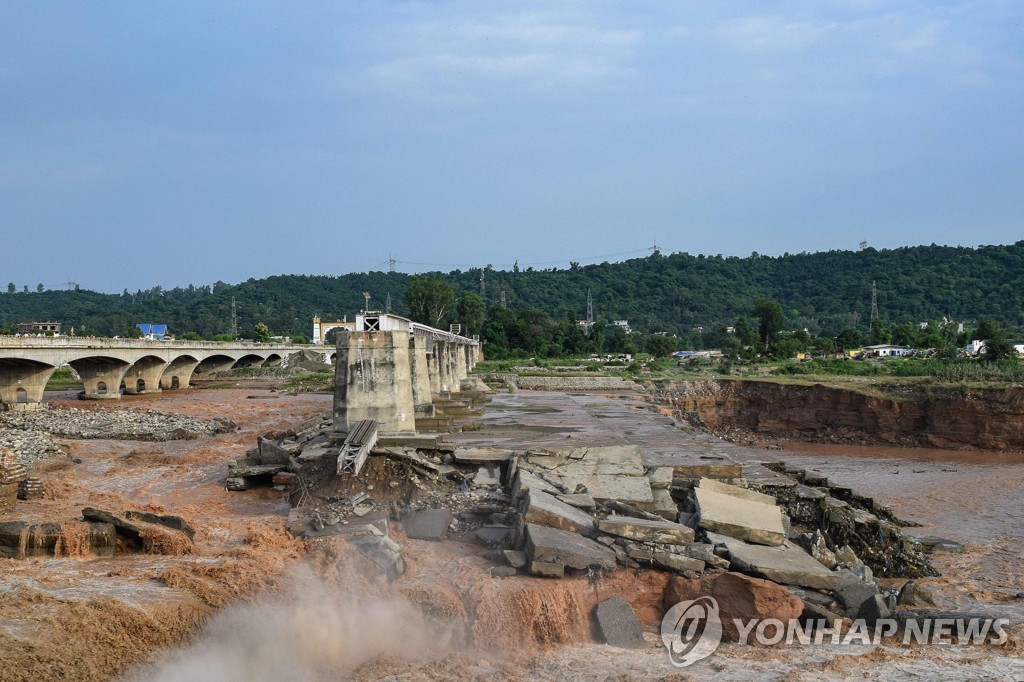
[0, 337, 326, 410]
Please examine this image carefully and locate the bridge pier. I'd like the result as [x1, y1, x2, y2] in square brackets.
[333, 330, 415, 434]
[409, 336, 435, 418]
[0, 360, 56, 411]
[160, 356, 200, 389]
[123, 357, 166, 395]
[427, 347, 441, 394]
[70, 358, 130, 400]
[454, 343, 468, 385]
[445, 343, 460, 394]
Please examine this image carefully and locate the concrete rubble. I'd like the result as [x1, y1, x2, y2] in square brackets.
[224, 390, 948, 644]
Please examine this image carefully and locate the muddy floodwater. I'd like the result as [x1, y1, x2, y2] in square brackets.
[3, 386, 1023, 681]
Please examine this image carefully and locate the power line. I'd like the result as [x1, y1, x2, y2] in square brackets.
[388, 247, 655, 272]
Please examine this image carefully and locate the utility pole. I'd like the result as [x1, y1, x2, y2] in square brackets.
[870, 280, 879, 321]
[230, 297, 238, 337]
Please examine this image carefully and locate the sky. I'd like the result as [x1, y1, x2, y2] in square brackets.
[1, 1, 1022, 293]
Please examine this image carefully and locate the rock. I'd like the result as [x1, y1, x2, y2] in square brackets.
[711, 534, 840, 591]
[594, 596, 646, 649]
[503, 549, 527, 568]
[857, 594, 892, 624]
[698, 478, 778, 505]
[664, 572, 804, 641]
[678, 543, 730, 570]
[521, 446, 655, 510]
[529, 560, 564, 578]
[597, 516, 695, 546]
[522, 489, 598, 536]
[524, 523, 617, 574]
[225, 477, 252, 491]
[511, 469, 559, 501]
[897, 580, 936, 607]
[82, 508, 143, 544]
[695, 482, 786, 546]
[0, 483, 17, 515]
[0, 521, 28, 558]
[491, 566, 517, 578]
[833, 572, 880, 616]
[346, 535, 406, 581]
[226, 461, 287, 478]
[834, 545, 863, 568]
[271, 471, 297, 486]
[257, 438, 292, 465]
[402, 508, 453, 541]
[801, 601, 844, 627]
[915, 536, 967, 554]
[123, 511, 196, 541]
[799, 530, 838, 570]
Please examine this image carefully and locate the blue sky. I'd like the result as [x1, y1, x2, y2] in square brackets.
[2, 1, 1021, 293]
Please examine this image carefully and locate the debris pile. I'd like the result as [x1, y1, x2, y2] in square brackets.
[229, 412, 943, 643]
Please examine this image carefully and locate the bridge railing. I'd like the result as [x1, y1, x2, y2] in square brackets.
[0, 335, 313, 351]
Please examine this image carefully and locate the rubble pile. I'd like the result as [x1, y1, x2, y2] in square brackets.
[230, 418, 942, 634]
[0, 407, 233, 454]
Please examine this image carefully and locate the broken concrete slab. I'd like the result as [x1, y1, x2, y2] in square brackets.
[597, 516, 695, 545]
[652, 551, 705, 573]
[594, 596, 646, 649]
[402, 508, 453, 541]
[123, 511, 196, 541]
[524, 523, 617, 573]
[522, 489, 598, 536]
[556, 493, 596, 510]
[523, 446, 655, 510]
[714, 535, 840, 591]
[698, 478, 778, 506]
[474, 525, 512, 546]
[529, 560, 564, 578]
[346, 535, 406, 582]
[503, 549, 527, 568]
[695, 485, 786, 546]
[646, 467, 673, 489]
[672, 462, 743, 484]
[651, 488, 677, 521]
[453, 447, 515, 463]
[511, 468, 561, 500]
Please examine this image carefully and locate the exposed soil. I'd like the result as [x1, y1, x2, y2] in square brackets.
[659, 379, 1024, 451]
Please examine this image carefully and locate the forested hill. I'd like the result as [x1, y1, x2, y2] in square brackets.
[3, 241, 1024, 339]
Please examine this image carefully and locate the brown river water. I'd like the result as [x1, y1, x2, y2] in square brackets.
[3, 386, 1023, 680]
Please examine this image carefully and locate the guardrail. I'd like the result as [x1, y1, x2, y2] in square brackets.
[0, 336, 312, 351]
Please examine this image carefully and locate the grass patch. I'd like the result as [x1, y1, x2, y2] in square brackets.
[46, 366, 81, 390]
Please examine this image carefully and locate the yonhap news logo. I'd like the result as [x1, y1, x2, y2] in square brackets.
[661, 596, 1010, 668]
[660, 596, 723, 668]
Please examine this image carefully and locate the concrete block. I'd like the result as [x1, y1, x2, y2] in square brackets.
[695, 485, 786, 546]
[713, 535, 840, 591]
[597, 516, 695, 545]
[522, 489, 598, 536]
[402, 508, 453, 541]
[698, 477, 778, 506]
[524, 523, 617, 572]
[453, 447, 515, 463]
[594, 596, 645, 649]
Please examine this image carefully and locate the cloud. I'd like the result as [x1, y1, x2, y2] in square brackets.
[715, 15, 835, 52]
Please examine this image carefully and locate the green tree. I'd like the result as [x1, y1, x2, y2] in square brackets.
[180, 331, 203, 341]
[752, 299, 785, 345]
[645, 335, 677, 357]
[457, 292, 486, 336]
[869, 317, 891, 345]
[123, 325, 143, 339]
[982, 335, 1016, 361]
[405, 276, 456, 329]
[253, 322, 271, 342]
[36, 283, 44, 293]
[5, 282, 13, 294]
[733, 316, 757, 346]
[975, 319, 1001, 340]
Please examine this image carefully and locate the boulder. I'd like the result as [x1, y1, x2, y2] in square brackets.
[695, 484, 786, 546]
[597, 516, 694, 546]
[123, 511, 196, 541]
[524, 523, 616, 575]
[594, 596, 646, 649]
[897, 580, 936, 607]
[402, 508, 453, 541]
[664, 572, 804, 641]
[522, 489, 598, 536]
[833, 572, 880, 616]
[82, 508, 143, 544]
[856, 594, 892, 625]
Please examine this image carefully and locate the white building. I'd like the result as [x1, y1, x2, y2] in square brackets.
[862, 344, 913, 358]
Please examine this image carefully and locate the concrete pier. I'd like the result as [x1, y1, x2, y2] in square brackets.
[333, 329, 416, 434]
[409, 336, 435, 417]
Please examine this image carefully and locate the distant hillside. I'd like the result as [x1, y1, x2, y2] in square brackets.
[3, 241, 1023, 339]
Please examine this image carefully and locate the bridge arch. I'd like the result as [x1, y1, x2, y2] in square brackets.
[161, 354, 200, 390]
[0, 359, 58, 411]
[68, 356, 131, 400]
[123, 355, 167, 395]
[195, 354, 237, 375]
[232, 354, 265, 369]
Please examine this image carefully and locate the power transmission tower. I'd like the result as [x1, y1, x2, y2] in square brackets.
[585, 289, 594, 336]
[649, 240, 659, 255]
[480, 269, 485, 300]
[500, 290, 507, 310]
[230, 297, 238, 337]
[385, 292, 392, 313]
[387, 255, 397, 273]
[870, 280, 879, 321]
